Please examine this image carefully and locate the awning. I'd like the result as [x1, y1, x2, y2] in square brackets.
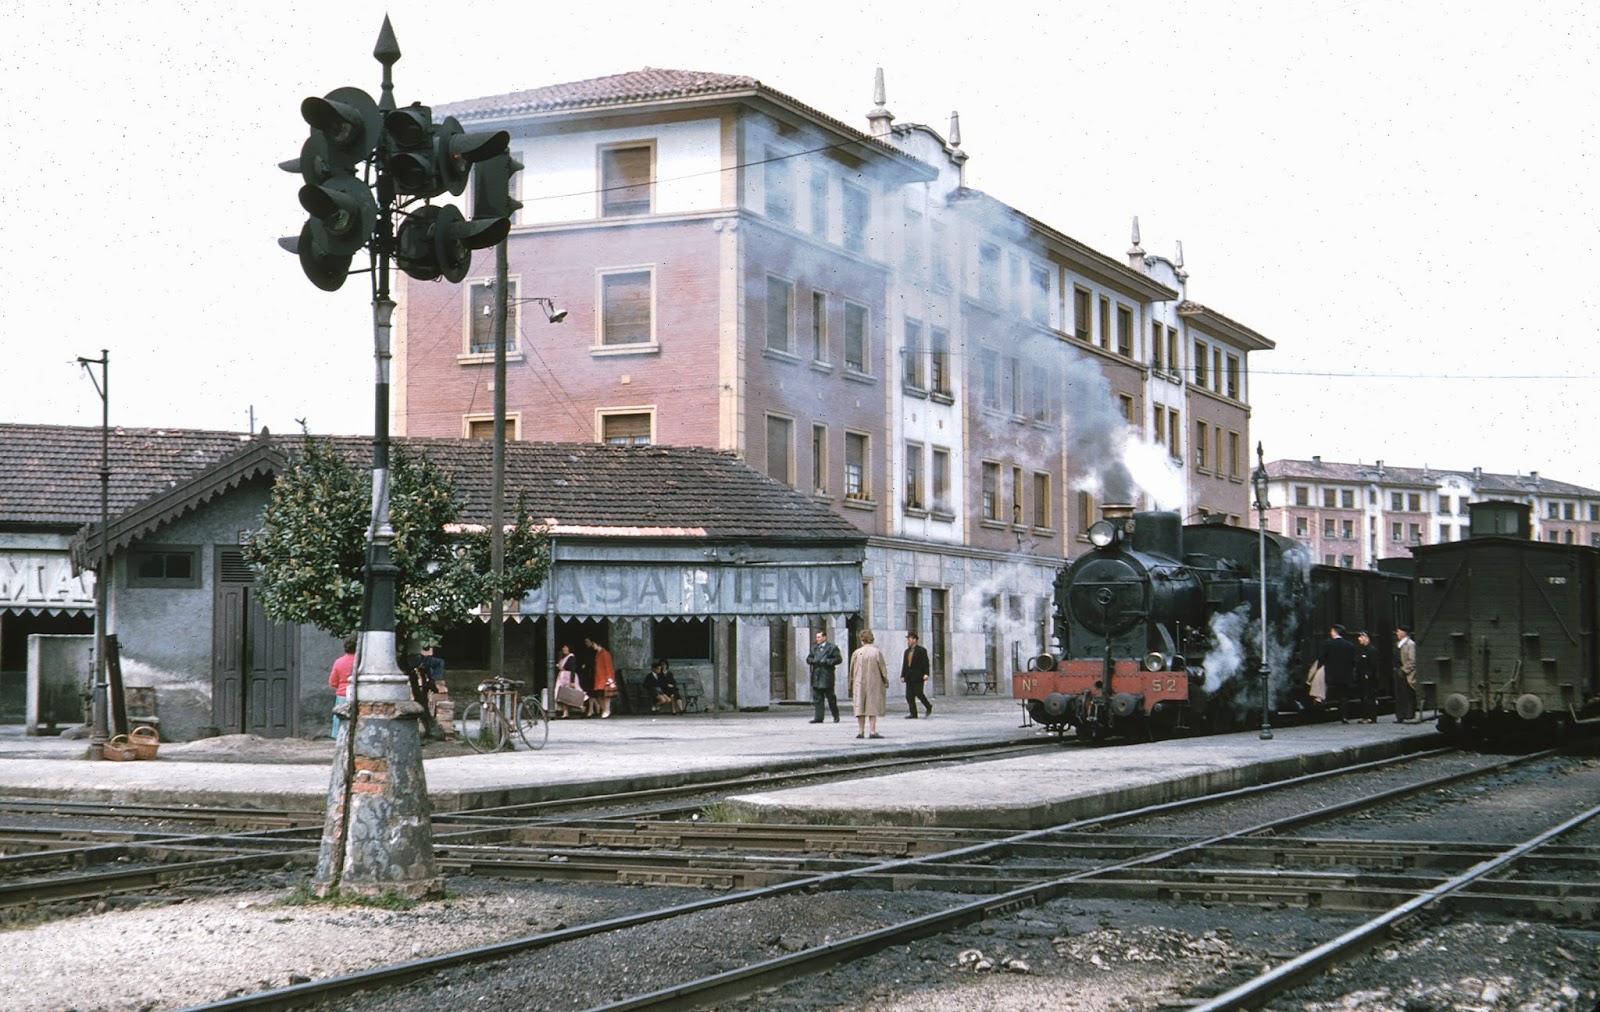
[516, 558, 863, 622]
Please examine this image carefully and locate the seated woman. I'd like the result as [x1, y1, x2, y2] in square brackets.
[650, 659, 686, 714]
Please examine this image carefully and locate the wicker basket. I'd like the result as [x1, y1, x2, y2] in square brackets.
[129, 725, 160, 760]
[103, 734, 140, 761]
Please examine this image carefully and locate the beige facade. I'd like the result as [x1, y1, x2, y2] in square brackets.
[1259, 456, 1600, 568]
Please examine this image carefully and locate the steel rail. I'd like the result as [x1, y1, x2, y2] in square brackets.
[1190, 798, 1600, 1011]
[177, 742, 1472, 1011]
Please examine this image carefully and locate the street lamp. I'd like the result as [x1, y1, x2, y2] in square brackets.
[1252, 441, 1273, 740]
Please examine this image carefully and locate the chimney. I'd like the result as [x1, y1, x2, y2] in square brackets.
[866, 67, 894, 137]
[1530, 470, 1540, 486]
[948, 111, 967, 187]
[1376, 459, 1384, 478]
[1127, 216, 1146, 271]
[1313, 455, 1322, 465]
[1473, 466, 1482, 482]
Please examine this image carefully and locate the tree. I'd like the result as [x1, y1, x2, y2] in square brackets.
[243, 434, 550, 646]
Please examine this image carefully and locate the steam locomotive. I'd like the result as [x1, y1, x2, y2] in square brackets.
[1014, 506, 1410, 741]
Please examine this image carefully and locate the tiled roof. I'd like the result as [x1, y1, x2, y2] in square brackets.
[436, 67, 918, 166]
[0, 425, 863, 545]
[438, 68, 762, 118]
[0, 424, 257, 528]
[1266, 457, 1600, 497]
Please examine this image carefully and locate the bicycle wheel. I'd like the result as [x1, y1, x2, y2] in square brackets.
[515, 696, 549, 750]
[457, 701, 505, 753]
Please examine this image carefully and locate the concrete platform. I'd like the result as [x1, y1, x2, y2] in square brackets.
[0, 702, 1442, 825]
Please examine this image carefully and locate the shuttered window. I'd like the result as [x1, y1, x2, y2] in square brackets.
[601, 271, 652, 346]
[600, 145, 652, 217]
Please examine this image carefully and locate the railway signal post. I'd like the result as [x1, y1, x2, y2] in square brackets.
[277, 17, 512, 899]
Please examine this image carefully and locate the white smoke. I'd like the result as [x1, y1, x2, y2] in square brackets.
[1204, 601, 1306, 721]
[1122, 437, 1187, 511]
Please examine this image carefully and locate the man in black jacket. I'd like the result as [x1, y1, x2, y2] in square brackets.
[807, 631, 842, 724]
[900, 633, 932, 718]
[1317, 625, 1358, 723]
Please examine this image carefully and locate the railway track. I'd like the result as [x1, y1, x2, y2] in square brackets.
[166, 745, 1600, 1011]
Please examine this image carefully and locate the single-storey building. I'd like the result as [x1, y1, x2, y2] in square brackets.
[34, 426, 865, 740]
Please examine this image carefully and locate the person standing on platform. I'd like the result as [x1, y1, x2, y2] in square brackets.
[585, 637, 617, 719]
[807, 630, 842, 724]
[553, 644, 586, 718]
[900, 633, 932, 719]
[1317, 625, 1358, 723]
[1395, 625, 1419, 723]
[850, 630, 890, 739]
[1353, 630, 1379, 723]
[328, 635, 357, 739]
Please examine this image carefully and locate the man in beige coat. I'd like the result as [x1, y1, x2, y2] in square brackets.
[850, 630, 890, 739]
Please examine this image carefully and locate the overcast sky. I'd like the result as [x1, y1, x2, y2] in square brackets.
[3, 0, 1596, 488]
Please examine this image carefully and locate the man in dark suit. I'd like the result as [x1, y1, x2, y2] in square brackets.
[1317, 625, 1358, 723]
[900, 633, 932, 719]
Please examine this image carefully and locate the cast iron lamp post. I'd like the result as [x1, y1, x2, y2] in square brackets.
[1252, 442, 1273, 740]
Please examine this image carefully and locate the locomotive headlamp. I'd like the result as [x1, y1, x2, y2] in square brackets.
[1143, 651, 1166, 672]
[1088, 520, 1118, 548]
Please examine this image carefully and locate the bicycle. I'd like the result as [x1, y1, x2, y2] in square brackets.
[457, 677, 548, 752]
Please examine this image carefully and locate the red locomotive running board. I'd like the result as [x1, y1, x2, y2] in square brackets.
[1013, 659, 1190, 714]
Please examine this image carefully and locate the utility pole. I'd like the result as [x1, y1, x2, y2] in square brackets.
[77, 351, 110, 761]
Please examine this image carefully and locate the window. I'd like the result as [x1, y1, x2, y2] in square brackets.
[1166, 327, 1178, 375]
[931, 447, 951, 513]
[1229, 432, 1242, 479]
[1012, 466, 1024, 525]
[1152, 407, 1165, 445]
[905, 585, 921, 642]
[465, 415, 520, 440]
[811, 424, 828, 493]
[1168, 409, 1181, 461]
[1191, 421, 1208, 471]
[904, 442, 924, 509]
[1098, 296, 1111, 349]
[1294, 486, 1309, 506]
[903, 319, 924, 389]
[1007, 356, 1023, 416]
[1342, 519, 1354, 539]
[467, 278, 518, 355]
[1341, 489, 1354, 509]
[1590, 504, 1599, 523]
[845, 432, 869, 499]
[1548, 502, 1560, 519]
[766, 415, 793, 484]
[1295, 516, 1309, 537]
[600, 412, 652, 445]
[809, 171, 829, 237]
[1438, 496, 1452, 515]
[1116, 305, 1133, 357]
[1031, 365, 1049, 422]
[1564, 502, 1576, 520]
[1226, 355, 1240, 399]
[903, 205, 923, 273]
[980, 349, 1000, 408]
[600, 270, 652, 346]
[1194, 341, 1208, 386]
[811, 291, 828, 361]
[765, 275, 794, 353]
[129, 547, 199, 589]
[1151, 321, 1165, 369]
[1324, 518, 1336, 538]
[1324, 489, 1336, 508]
[599, 144, 652, 217]
[1119, 394, 1135, 425]
[1391, 492, 1404, 511]
[981, 462, 1000, 520]
[1341, 555, 1354, 569]
[1409, 523, 1421, 544]
[1073, 288, 1091, 341]
[1212, 348, 1223, 391]
[978, 244, 1001, 304]
[843, 302, 868, 372]
[1032, 472, 1050, 528]
[930, 327, 950, 394]
[1567, 529, 1576, 544]
[1391, 521, 1403, 542]
[1030, 264, 1050, 326]
[1324, 554, 1336, 565]
[1408, 493, 1421, 512]
[929, 588, 947, 677]
[842, 183, 869, 254]
[763, 150, 793, 226]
